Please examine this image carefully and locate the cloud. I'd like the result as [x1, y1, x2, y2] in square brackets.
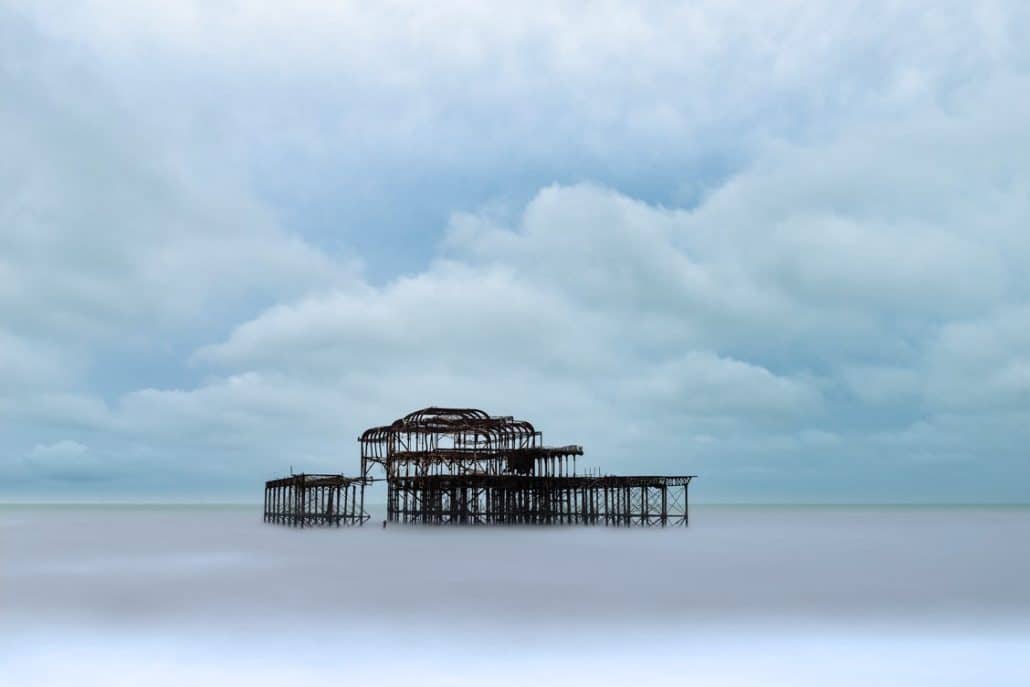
[2, 1, 1030, 501]
[21, 440, 103, 482]
[188, 184, 826, 463]
[30, 440, 88, 459]
[0, 12, 351, 352]
[925, 307, 1030, 411]
[12, 0, 1025, 276]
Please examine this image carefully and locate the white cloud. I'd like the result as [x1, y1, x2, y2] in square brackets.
[30, 439, 88, 459]
[925, 307, 1030, 411]
[2, 1, 1030, 500]
[0, 22, 351, 349]
[22, 439, 101, 482]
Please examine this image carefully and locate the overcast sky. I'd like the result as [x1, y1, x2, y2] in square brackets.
[2, 1, 1028, 502]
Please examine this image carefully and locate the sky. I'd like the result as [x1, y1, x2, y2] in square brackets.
[1, 0, 1029, 502]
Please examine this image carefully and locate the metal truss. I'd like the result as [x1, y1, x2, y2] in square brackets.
[263, 474, 369, 527]
[265, 407, 696, 528]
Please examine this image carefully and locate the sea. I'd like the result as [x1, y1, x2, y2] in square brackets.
[2, 504, 1028, 686]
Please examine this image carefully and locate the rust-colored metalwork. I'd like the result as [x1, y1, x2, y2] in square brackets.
[386, 475, 692, 526]
[263, 473, 367, 527]
[265, 406, 695, 527]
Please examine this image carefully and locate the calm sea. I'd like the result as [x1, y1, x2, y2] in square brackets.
[2, 504, 1028, 685]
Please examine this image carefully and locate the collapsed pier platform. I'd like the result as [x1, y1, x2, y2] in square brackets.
[264, 407, 695, 528]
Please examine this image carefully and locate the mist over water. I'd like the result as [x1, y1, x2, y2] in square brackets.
[3, 505, 1029, 685]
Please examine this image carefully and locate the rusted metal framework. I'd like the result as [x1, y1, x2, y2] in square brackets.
[359, 407, 584, 480]
[387, 475, 692, 526]
[265, 406, 695, 528]
[360, 407, 694, 527]
[263, 474, 367, 527]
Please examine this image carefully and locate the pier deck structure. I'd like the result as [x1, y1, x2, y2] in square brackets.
[264, 407, 694, 528]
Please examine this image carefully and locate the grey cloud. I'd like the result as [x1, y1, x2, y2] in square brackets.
[12, 0, 1021, 276]
[19, 439, 104, 482]
[29, 439, 87, 458]
[2, 1, 1030, 501]
[0, 19, 349, 349]
[924, 307, 1030, 411]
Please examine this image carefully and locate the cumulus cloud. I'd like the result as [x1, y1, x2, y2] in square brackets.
[2, 1, 1029, 501]
[1, 9, 355, 353]
[12, 0, 1024, 275]
[925, 307, 1030, 411]
[20, 440, 102, 482]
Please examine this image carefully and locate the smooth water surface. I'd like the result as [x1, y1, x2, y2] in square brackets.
[2, 505, 1028, 685]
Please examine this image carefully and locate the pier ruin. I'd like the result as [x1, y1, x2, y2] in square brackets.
[264, 407, 694, 527]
